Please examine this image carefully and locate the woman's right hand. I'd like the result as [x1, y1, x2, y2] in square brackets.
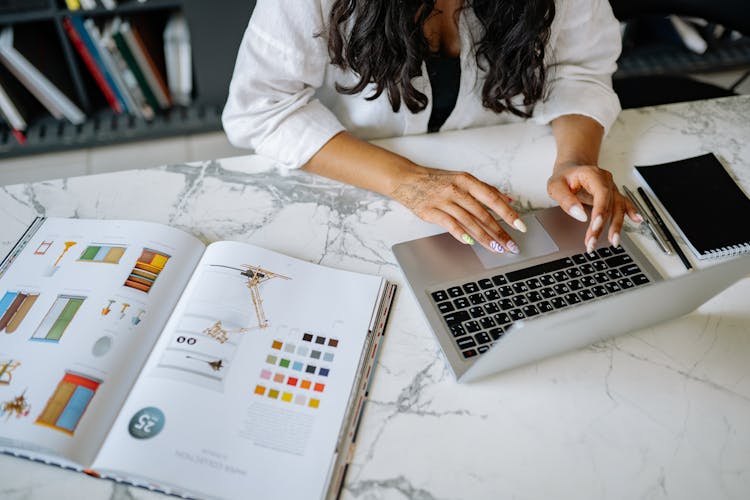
[388, 165, 526, 254]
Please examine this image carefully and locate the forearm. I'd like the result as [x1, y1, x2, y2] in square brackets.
[550, 114, 605, 169]
[302, 131, 423, 197]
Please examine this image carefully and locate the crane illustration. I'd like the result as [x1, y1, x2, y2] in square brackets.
[209, 264, 291, 329]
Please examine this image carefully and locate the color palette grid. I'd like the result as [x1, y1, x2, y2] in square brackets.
[253, 333, 339, 409]
[124, 248, 170, 293]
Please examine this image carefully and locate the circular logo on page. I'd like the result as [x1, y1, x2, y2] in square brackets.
[128, 407, 165, 439]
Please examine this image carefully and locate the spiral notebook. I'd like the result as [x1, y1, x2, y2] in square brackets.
[635, 153, 750, 259]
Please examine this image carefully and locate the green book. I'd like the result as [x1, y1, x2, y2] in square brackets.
[111, 25, 160, 112]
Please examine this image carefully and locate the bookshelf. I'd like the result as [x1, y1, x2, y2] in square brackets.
[0, 0, 254, 158]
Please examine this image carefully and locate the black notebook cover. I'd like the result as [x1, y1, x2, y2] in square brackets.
[635, 153, 750, 259]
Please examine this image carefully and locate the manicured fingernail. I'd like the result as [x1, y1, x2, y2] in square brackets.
[490, 241, 505, 253]
[591, 215, 603, 232]
[506, 240, 520, 254]
[586, 237, 596, 254]
[513, 218, 527, 233]
[461, 234, 475, 245]
[612, 232, 621, 248]
[570, 205, 587, 222]
[632, 213, 644, 224]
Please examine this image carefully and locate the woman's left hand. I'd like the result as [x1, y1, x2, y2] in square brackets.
[547, 160, 642, 252]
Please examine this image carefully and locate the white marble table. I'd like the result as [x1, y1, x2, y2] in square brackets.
[1, 96, 749, 500]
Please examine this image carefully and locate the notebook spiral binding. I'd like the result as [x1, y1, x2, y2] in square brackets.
[706, 243, 750, 258]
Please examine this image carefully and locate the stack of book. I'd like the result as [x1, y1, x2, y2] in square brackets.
[0, 12, 192, 145]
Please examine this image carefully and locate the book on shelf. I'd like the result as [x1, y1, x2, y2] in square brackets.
[120, 19, 172, 110]
[63, 16, 124, 114]
[163, 12, 192, 106]
[0, 67, 27, 144]
[0, 27, 85, 125]
[0, 217, 396, 500]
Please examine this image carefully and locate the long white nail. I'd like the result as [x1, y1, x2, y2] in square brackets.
[570, 205, 588, 222]
[586, 237, 596, 254]
[632, 213, 644, 224]
[513, 219, 527, 233]
[612, 232, 621, 248]
[506, 241, 520, 254]
[591, 215, 603, 232]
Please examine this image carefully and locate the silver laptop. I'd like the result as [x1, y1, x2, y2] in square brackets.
[392, 206, 750, 382]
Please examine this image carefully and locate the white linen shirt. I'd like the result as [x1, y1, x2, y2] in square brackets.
[222, 0, 622, 171]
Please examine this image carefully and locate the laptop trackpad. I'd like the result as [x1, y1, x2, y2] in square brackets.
[470, 214, 559, 269]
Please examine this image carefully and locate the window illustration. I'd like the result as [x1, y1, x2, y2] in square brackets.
[124, 248, 170, 293]
[30, 295, 85, 343]
[0, 291, 40, 333]
[78, 244, 126, 264]
[36, 371, 102, 435]
[34, 240, 53, 255]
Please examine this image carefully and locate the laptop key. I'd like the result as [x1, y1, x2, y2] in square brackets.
[540, 287, 556, 299]
[512, 295, 529, 307]
[479, 317, 495, 329]
[606, 269, 623, 280]
[498, 285, 514, 297]
[512, 282, 529, 294]
[508, 309, 525, 321]
[553, 283, 570, 295]
[578, 289, 595, 301]
[566, 268, 582, 279]
[498, 299, 513, 310]
[604, 282, 621, 294]
[522, 305, 540, 317]
[489, 327, 505, 340]
[596, 247, 614, 258]
[611, 245, 626, 254]
[593, 261, 608, 271]
[443, 310, 470, 325]
[484, 289, 500, 301]
[526, 291, 543, 302]
[457, 336, 477, 349]
[621, 263, 642, 276]
[447, 286, 464, 297]
[477, 345, 490, 354]
[469, 306, 485, 318]
[491, 274, 508, 286]
[453, 297, 470, 309]
[540, 275, 556, 286]
[572, 253, 588, 264]
[618, 278, 635, 289]
[463, 282, 480, 294]
[593, 272, 609, 283]
[431, 290, 449, 302]
[552, 271, 568, 282]
[538, 300, 554, 313]
[580, 276, 597, 287]
[605, 254, 633, 268]
[449, 324, 466, 337]
[564, 293, 581, 305]
[478, 278, 494, 289]
[437, 301, 455, 314]
[464, 321, 481, 333]
[551, 297, 567, 309]
[462, 349, 478, 359]
[474, 332, 492, 345]
[525, 278, 542, 290]
[567, 279, 583, 291]
[483, 302, 500, 314]
[632, 274, 650, 285]
[493, 312, 510, 325]
[579, 263, 596, 275]
[591, 285, 608, 297]
[469, 293, 486, 305]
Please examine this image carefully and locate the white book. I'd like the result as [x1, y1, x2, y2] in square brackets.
[0, 217, 396, 500]
[0, 27, 85, 125]
[163, 12, 192, 106]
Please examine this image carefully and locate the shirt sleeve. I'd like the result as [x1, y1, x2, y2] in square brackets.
[221, 0, 345, 171]
[531, 0, 622, 133]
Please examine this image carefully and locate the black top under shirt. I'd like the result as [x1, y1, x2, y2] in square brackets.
[425, 54, 461, 133]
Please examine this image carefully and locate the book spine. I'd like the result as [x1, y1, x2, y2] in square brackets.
[112, 29, 160, 113]
[103, 30, 153, 120]
[83, 19, 135, 115]
[0, 217, 45, 280]
[63, 17, 123, 114]
[123, 25, 171, 109]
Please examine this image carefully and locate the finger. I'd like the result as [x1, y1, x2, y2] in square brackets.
[419, 207, 475, 246]
[583, 181, 612, 252]
[624, 197, 643, 224]
[444, 202, 518, 254]
[608, 196, 626, 248]
[457, 174, 525, 232]
[451, 190, 511, 238]
[547, 176, 588, 223]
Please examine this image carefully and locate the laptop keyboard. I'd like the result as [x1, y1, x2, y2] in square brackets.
[429, 246, 651, 359]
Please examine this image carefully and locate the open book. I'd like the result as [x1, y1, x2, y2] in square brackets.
[0, 217, 396, 499]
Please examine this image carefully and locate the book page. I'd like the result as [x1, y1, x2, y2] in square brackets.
[0, 218, 204, 466]
[93, 241, 384, 499]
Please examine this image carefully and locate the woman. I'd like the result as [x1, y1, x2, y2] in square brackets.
[222, 0, 642, 254]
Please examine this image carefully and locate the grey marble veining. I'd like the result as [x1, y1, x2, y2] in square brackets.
[1, 95, 749, 500]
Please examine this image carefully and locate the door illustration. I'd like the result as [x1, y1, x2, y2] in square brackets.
[0, 291, 40, 333]
[36, 371, 102, 435]
[30, 295, 86, 342]
[124, 248, 170, 293]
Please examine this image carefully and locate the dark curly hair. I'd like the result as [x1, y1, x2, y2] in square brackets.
[325, 0, 556, 118]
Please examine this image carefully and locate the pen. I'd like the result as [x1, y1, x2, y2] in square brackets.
[621, 185, 672, 255]
[636, 186, 693, 271]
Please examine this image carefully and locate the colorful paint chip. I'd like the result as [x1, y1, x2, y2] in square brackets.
[314, 382, 325, 392]
[271, 340, 282, 350]
[281, 392, 293, 403]
[255, 385, 266, 395]
[266, 355, 277, 365]
[284, 343, 295, 353]
[268, 389, 279, 399]
[328, 338, 339, 347]
[323, 352, 334, 362]
[302, 333, 313, 342]
[287, 377, 298, 386]
[319, 368, 330, 377]
[292, 361, 304, 371]
[311, 350, 321, 360]
[315, 336, 325, 345]
[273, 373, 284, 383]
[260, 369, 271, 380]
[279, 358, 290, 368]
[309, 398, 320, 409]
[300, 380, 311, 389]
[306, 365, 316, 374]
[296, 345, 309, 356]
[294, 395, 306, 405]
